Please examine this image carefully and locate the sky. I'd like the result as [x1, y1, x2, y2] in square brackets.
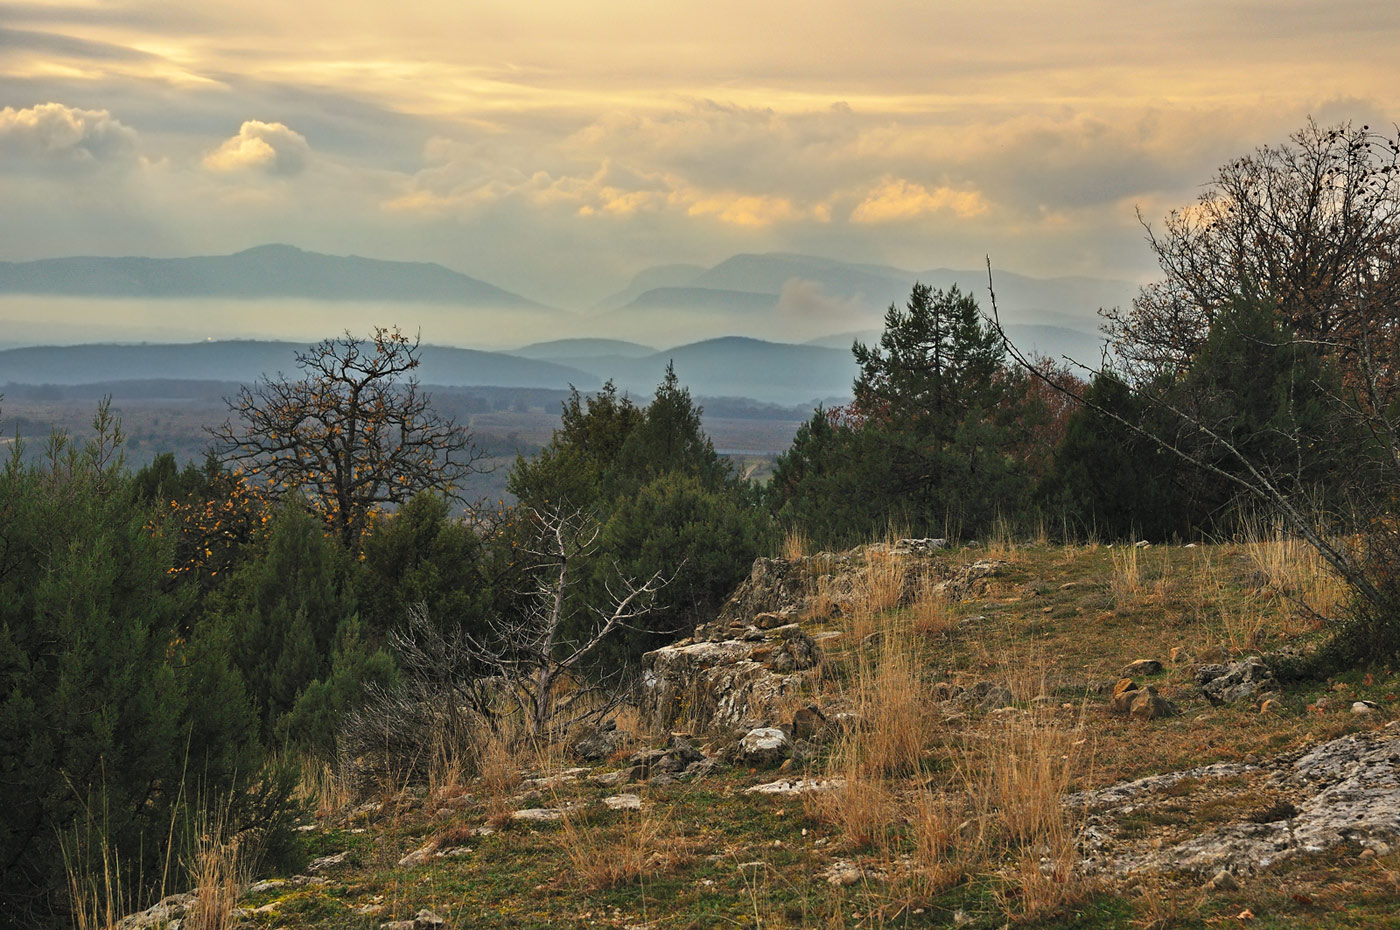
[2, 1, 1397, 309]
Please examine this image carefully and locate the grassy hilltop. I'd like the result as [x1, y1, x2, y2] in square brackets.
[162, 532, 1400, 930]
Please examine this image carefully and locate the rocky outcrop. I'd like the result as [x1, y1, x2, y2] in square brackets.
[638, 629, 819, 733]
[642, 546, 1007, 736]
[1076, 728, 1400, 879]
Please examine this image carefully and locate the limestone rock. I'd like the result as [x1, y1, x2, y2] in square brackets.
[739, 727, 792, 768]
[1196, 657, 1279, 705]
[1076, 731, 1400, 879]
[571, 719, 630, 762]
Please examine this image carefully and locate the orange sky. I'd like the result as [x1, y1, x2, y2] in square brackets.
[1, 0, 1396, 306]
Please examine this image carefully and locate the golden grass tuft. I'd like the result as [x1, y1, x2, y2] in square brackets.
[781, 526, 811, 561]
[558, 807, 666, 890]
[182, 826, 244, 930]
[908, 578, 956, 638]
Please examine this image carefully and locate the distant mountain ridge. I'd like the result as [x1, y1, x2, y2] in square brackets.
[0, 244, 549, 309]
[0, 341, 596, 390]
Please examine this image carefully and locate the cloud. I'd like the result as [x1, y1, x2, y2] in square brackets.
[204, 120, 310, 175]
[0, 102, 139, 173]
[850, 177, 989, 224]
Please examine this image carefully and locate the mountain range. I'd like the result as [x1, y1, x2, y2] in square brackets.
[0, 244, 1136, 401]
[0, 244, 547, 310]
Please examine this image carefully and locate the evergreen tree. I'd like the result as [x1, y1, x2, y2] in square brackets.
[0, 414, 276, 921]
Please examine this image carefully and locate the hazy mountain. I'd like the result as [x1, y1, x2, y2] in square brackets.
[0, 341, 598, 390]
[509, 338, 657, 360]
[620, 287, 779, 313]
[0, 244, 550, 309]
[593, 263, 706, 310]
[550, 337, 857, 406]
[584, 251, 1132, 355]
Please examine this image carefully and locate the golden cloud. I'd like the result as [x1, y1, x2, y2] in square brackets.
[849, 177, 989, 224]
[204, 120, 310, 175]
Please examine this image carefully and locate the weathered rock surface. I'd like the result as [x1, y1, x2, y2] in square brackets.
[738, 727, 792, 767]
[1076, 730, 1400, 878]
[570, 719, 630, 761]
[1196, 656, 1279, 705]
[641, 547, 1007, 735]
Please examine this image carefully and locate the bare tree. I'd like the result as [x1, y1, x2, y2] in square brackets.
[1104, 120, 1400, 380]
[393, 506, 668, 741]
[209, 327, 481, 547]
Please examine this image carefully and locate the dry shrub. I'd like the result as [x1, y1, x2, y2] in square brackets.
[558, 808, 665, 890]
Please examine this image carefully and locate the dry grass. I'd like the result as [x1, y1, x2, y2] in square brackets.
[558, 807, 666, 890]
[474, 722, 525, 822]
[64, 831, 130, 930]
[781, 526, 811, 561]
[907, 579, 956, 638]
[807, 764, 898, 852]
[1242, 518, 1347, 624]
[968, 710, 1089, 917]
[857, 546, 908, 616]
[182, 823, 245, 930]
[1110, 543, 1144, 601]
[294, 756, 352, 820]
[911, 789, 967, 894]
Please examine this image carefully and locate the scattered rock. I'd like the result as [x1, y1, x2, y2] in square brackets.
[512, 807, 566, 823]
[1123, 659, 1164, 677]
[383, 908, 447, 930]
[950, 680, 1015, 711]
[571, 720, 630, 761]
[745, 777, 845, 795]
[116, 893, 194, 930]
[603, 794, 643, 811]
[1196, 657, 1279, 705]
[1077, 731, 1400, 878]
[739, 727, 792, 767]
[398, 843, 436, 867]
[1352, 701, 1378, 715]
[824, 860, 867, 886]
[1130, 688, 1178, 720]
[307, 850, 350, 873]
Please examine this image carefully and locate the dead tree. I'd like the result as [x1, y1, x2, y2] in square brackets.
[394, 507, 667, 742]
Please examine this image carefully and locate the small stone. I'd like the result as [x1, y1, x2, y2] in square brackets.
[1207, 869, 1239, 891]
[1130, 687, 1177, 721]
[512, 807, 565, 822]
[1352, 701, 1377, 715]
[603, 794, 643, 811]
[1360, 848, 1377, 859]
[1123, 659, 1163, 677]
